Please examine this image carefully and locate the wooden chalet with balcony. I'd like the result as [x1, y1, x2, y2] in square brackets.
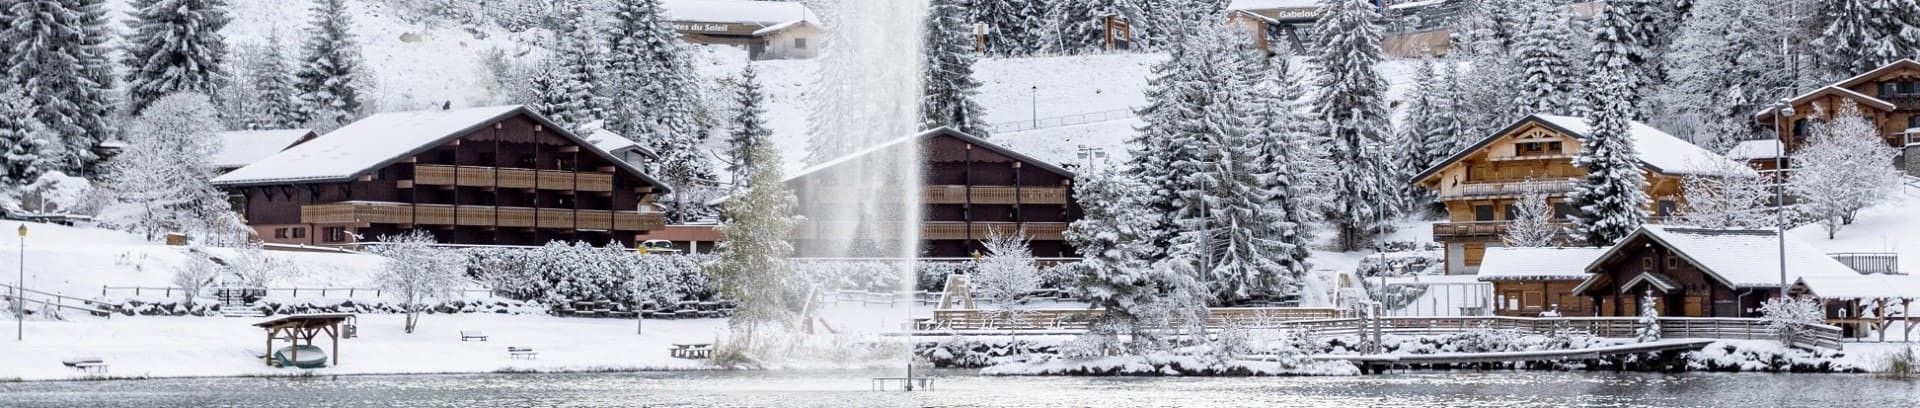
[1413, 114, 1741, 275]
[211, 105, 671, 247]
[782, 128, 1082, 258]
[1753, 58, 1920, 176]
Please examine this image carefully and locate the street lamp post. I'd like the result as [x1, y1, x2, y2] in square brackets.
[16, 224, 25, 341]
[1773, 100, 1794, 298]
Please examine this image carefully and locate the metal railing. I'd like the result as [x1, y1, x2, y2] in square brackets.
[989, 109, 1134, 134]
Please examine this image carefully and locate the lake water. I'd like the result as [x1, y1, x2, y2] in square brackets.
[3, 370, 1916, 407]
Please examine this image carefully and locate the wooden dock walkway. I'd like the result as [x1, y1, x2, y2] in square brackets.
[1301, 339, 1717, 373]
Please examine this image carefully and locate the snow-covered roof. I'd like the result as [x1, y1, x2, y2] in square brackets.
[1476, 247, 1610, 281]
[1414, 114, 1742, 184]
[213, 129, 314, 169]
[1796, 275, 1920, 299]
[1725, 139, 1785, 161]
[665, 0, 818, 26]
[1227, 0, 1322, 10]
[211, 105, 670, 192]
[1588, 226, 1861, 289]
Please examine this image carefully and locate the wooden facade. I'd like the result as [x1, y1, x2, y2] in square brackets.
[1414, 116, 1692, 275]
[786, 128, 1082, 258]
[1756, 59, 1920, 169]
[217, 108, 669, 247]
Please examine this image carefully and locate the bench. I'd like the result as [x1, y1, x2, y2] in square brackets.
[669, 343, 713, 359]
[508, 347, 539, 360]
[62, 357, 108, 374]
[460, 330, 489, 341]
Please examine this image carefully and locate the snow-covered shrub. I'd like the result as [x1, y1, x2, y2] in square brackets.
[1760, 297, 1825, 346]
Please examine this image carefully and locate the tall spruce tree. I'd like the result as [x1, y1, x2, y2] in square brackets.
[245, 35, 302, 129]
[122, 0, 232, 113]
[921, 0, 990, 137]
[293, 0, 364, 128]
[1310, 0, 1396, 251]
[726, 65, 772, 184]
[2, 0, 118, 176]
[1571, 64, 1652, 246]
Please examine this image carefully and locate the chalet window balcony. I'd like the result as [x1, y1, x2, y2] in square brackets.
[1441, 178, 1577, 200]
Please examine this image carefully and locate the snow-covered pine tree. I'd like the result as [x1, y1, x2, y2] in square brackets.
[603, 0, 714, 222]
[0, 86, 60, 191]
[121, 0, 232, 113]
[1587, 0, 1655, 121]
[1501, 180, 1559, 247]
[1043, 0, 1146, 54]
[1810, 0, 1920, 81]
[104, 93, 243, 241]
[921, 0, 990, 137]
[1791, 101, 1901, 238]
[725, 64, 772, 186]
[239, 35, 303, 130]
[293, 0, 365, 127]
[1, 0, 117, 176]
[710, 122, 800, 360]
[1675, 159, 1771, 229]
[1513, 1, 1579, 115]
[1636, 289, 1661, 342]
[1309, 0, 1397, 251]
[1570, 64, 1652, 246]
[526, 62, 593, 133]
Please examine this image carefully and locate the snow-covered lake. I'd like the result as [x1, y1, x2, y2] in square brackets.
[4, 370, 1916, 407]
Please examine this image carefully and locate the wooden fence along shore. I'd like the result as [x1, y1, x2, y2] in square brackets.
[918, 308, 1846, 350]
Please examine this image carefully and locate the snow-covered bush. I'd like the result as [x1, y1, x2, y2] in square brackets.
[1760, 296, 1825, 346]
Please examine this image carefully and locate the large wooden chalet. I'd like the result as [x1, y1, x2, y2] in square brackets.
[211, 105, 671, 247]
[1413, 114, 1740, 275]
[782, 127, 1082, 258]
[1753, 58, 1920, 176]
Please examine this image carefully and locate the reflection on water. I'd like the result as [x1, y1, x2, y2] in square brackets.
[2, 369, 1916, 407]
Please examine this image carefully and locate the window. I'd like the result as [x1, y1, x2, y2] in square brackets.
[273, 228, 288, 239]
[794, 37, 807, 49]
[1474, 205, 1495, 221]
[292, 228, 306, 239]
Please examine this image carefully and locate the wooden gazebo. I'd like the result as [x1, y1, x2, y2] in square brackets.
[252, 313, 354, 367]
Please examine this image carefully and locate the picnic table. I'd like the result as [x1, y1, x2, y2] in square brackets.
[669, 343, 713, 359]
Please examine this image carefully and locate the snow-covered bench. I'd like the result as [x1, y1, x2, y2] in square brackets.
[62, 357, 108, 374]
[507, 347, 538, 360]
[460, 330, 488, 341]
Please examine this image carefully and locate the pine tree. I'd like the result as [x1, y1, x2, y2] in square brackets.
[1310, 0, 1396, 251]
[1, 0, 118, 176]
[1570, 64, 1652, 246]
[245, 35, 302, 129]
[293, 0, 365, 127]
[604, 0, 714, 220]
[122, 0, 232, 113]
[1, 86, 59, 189]
[921, 0, 990, 137]
[710, 124, 800, 358]
[726, 65, 772, 185]
[1513, 1, 1578, 115]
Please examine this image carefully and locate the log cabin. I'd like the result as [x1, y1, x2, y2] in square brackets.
[211, 105, 672, 247]
[1571, 226, 1860, 318]
[1412, 114, 1741, 275]
[1752, 58, 1920, 176]
[779, 127, 1082, 259]
[1476, 247, 1608, 317]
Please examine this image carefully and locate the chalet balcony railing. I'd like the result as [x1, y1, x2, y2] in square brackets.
[922, 185, 1071, 205]
[300, 202, 665, 231]
[791, 221, 1071, 241]
[412, 164, 614, 192]
[1442, 179, 1577, 200]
